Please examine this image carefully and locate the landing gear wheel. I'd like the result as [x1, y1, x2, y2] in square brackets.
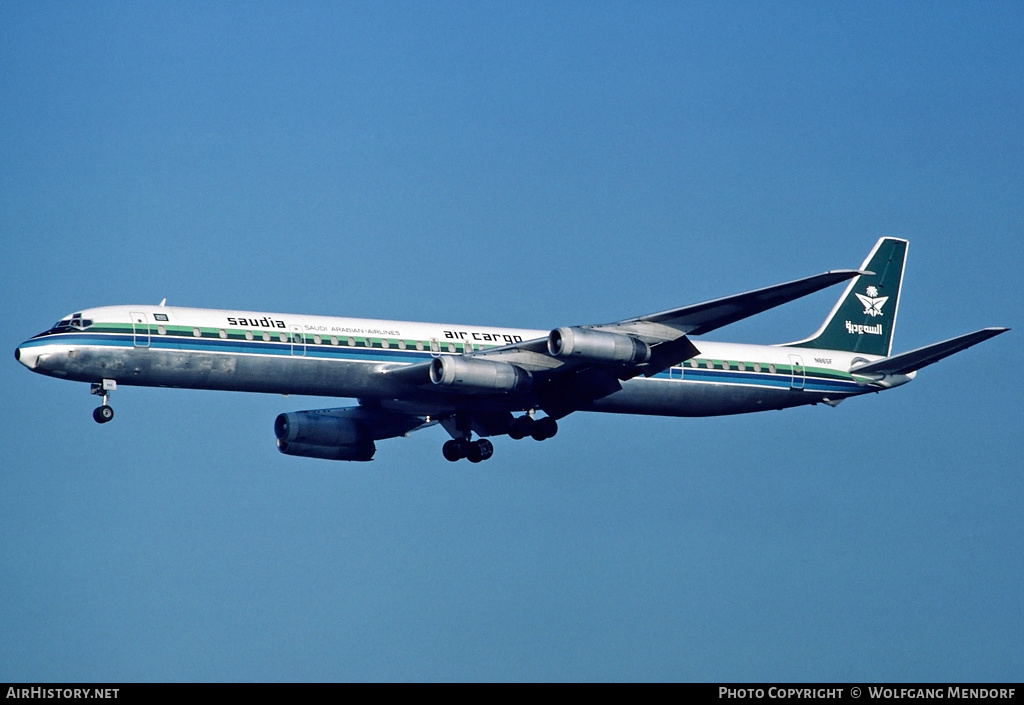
[442, 439, 464, 462]
[509, 415, 534, 440]
[465, 439, 494, 463]
[93, 405, 114, 424]
[90, 380, 116, 424]
[532, 416, 557, 441]
[442, 438, 494, 462]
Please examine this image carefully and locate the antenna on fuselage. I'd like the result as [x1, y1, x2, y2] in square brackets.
[159, 298, 166, 306]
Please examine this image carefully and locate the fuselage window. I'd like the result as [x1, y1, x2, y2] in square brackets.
[347, 337, 356, 346]
[219, 329, 227, 339]
[262, 331, 270, 342]
[398, 340, 407, 350]
[753, 362, 761, 373]
[193, 327, 202, 337]
[314, 334, 322, 345]
[279, 333, 288, 343]
[705, 359, 713, 369]
[689, 358, 698, 368]
[157, 325, 167, 336]
[416, 341, 425, 351]
[738, 361, 746, 371]
[381, 339, 390, 349]
[330, 336, 339, 346]
[245, 331, 254, 341]
[447, 342, 456, 353]
[768, 363, 776, 374]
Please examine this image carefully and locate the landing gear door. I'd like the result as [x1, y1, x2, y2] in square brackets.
[130, 312, 150, 348]
[789, 354, 805, 390]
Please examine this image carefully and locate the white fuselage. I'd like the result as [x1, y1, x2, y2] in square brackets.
[16, 304, 912, 418]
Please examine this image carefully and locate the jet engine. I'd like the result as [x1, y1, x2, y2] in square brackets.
[547, 327, 651, 364]
[429, 355, 532, 392]
[274, 411, 375, 461]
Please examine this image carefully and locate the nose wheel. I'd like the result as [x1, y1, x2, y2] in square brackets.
[90, 379, 117, 424]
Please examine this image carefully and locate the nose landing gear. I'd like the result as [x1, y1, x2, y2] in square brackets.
[90, 379, 117, 424]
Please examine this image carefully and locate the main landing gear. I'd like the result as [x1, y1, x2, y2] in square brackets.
[91, 379, 116, 424]
[442, 438, 494, 463]
[440, 412, 558, 462]
[508, 414, 558, 441]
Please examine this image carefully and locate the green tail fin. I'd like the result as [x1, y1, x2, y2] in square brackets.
[790, 237, 907, 356]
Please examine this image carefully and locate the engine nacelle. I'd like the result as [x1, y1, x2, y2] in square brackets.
[274, 411, 375, 461]
[547, 327, 651, 364]
[429, 355, 532, 392]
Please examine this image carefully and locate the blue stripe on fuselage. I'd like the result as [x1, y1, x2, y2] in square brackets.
[23, 332, 863, 395]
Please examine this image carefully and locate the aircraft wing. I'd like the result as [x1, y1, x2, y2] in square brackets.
[588, 268, 868, 341]
[458, 267, 867, 371]
[382, 268, 864, 417]
[850, 327, 1009, 376]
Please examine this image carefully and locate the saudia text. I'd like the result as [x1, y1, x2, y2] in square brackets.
[226, 316, 286, 329]
[845, 320, 882, 336]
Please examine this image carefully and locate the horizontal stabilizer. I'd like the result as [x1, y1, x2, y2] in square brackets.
[850, 327, 1009, 376]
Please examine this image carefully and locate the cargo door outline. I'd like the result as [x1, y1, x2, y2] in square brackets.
[290, 326, 306, 356]
[789, 354, 805, 390]
[131, 312, 151, 348]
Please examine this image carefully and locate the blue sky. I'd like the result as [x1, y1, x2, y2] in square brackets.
[2, 1, 1021, 682]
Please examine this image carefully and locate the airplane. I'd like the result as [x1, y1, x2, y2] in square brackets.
[15, 237, 1008, 463]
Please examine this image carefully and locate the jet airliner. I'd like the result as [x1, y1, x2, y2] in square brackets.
[15, 238, 1008, 462]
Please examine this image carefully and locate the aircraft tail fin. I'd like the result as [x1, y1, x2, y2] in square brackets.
[789, 237, 908, 356]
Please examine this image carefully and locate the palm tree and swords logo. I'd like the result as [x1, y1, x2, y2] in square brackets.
[855, 285, 889, 317]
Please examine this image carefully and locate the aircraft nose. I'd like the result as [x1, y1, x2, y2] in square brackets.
[15, 345, 38, 369]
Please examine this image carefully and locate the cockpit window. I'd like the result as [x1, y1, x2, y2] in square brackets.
[43, 313, 93, 335]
